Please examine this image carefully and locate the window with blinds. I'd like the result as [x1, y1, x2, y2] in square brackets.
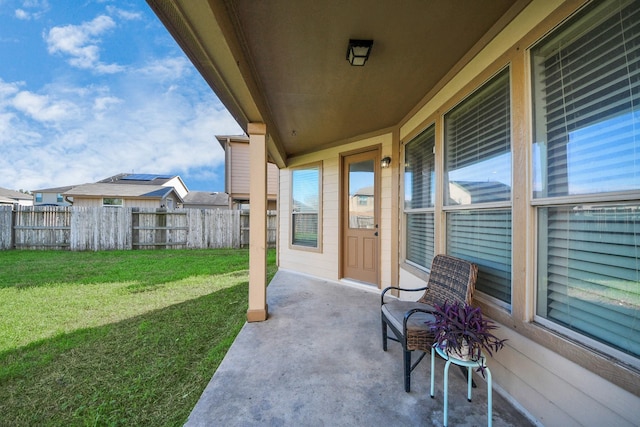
[531, 0, 640, 361]
[291, 164, 321, 248]
[447, 210, 512, 302]
[532, 0, 640, 198]
[445, 68, 511, 205]
[444, 68, 512, 305]
[404, 125, 435, 270]
[538, 205, 640, 359]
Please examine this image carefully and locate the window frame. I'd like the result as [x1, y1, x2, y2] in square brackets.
[289, 161, 323, 252]
[103, 198, 124, 207]
[394, 0, 640, 397]
[402, 123, 437, 274]
[526, 0, 640, 372]
[442, 66, 513, 309]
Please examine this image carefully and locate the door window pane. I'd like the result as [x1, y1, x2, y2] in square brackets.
[348, 160, 375, 229]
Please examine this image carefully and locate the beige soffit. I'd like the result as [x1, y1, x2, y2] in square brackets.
[147, 0, 530, 165]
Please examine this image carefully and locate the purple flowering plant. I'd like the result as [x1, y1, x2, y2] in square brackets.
[430, 301, 507, 377]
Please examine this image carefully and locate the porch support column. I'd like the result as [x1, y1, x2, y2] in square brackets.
[247, 122, 268, 322]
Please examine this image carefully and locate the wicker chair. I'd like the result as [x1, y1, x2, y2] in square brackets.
[381, 254, 477, 392]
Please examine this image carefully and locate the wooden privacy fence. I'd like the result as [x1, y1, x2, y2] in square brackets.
[0, 206, 276, 251]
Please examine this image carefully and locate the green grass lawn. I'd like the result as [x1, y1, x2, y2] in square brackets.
[0, 249, 277, 426]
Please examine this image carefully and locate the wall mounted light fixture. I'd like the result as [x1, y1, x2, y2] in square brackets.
[346, 39, 373, 66]
[381, 156, 391, 168]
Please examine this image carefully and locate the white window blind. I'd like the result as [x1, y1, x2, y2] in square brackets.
[404, 126, 435, 270]
[444, 68, 512, 304]
[538, 205, 640, 358]
[532, 0, 640, 198]
[405, 126, 435, 210]
[406, 213, 435, 270]
[445, 68, 511, 205]
[448, 210, 512, 302]
[532, 0, 640, 359]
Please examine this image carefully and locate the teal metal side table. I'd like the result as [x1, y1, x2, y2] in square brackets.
[430, 345, 493, 427]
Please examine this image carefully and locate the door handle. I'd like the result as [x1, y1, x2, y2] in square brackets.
[374, 231, 379, 236]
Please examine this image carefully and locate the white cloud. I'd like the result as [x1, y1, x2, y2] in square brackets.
[2, 1, 243, 192]
[0, 68, 242, 191]
[15, 9, 29, 20]
[14, 1, 49, 20]
[137, 57, 191, 81]
[93, 95, 121, 113]
[12, 90, 75, 122]
[106, 5, 142, 21]
[23, 0, 49, 7]
[44, 15, 124, 74]
[0, 79, 21, 98]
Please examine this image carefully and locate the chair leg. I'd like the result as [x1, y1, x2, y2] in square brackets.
[404, 349, 412, 392]
[381, 318, 388, 351]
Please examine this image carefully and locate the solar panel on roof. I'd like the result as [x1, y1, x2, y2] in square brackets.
[122, 174, 172, 181]
[142, 188, 172, 198]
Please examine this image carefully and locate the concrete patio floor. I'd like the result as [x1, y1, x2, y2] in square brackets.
[185, 270, 537, 427]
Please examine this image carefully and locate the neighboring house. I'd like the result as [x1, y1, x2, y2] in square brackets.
[32, 185, 74, 206]
[182, 191, 229, 209]
[448, 181, 512, 205]
[217, 135, 278, 210]
[63, 173, 187, 208]
[0, 196, 17, 206]
[97, 173, 189, 200]
[0, 187, 33, 206]
[64, 183, 183, 209]
[348, 186, 374, 229]
[151, 1, 640, 426]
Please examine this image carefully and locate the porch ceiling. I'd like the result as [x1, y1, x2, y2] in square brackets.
[147, 0, 528, 166]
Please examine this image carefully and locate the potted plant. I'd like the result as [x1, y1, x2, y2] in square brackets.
[430, 301, 507, 376]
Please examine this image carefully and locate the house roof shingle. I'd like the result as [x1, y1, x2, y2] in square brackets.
[64, 183, 181, 200]
[31, 185, 76, 193]
[183, 191, 229, 205]
[0, 187, 32, 200]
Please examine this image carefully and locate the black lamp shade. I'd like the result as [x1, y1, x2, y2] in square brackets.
[346, 39, 373, 66]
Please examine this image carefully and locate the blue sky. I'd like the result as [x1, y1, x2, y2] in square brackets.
[0, 0, 242, 193]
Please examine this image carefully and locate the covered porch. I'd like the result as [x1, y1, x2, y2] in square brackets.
[148, 1, 640, 424]
[185, 270, 535, 426]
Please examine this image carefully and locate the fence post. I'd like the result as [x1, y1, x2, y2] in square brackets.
[131, 208, 139, 249]
[0, 206, 13, 249]
[11, 206, 16, 249]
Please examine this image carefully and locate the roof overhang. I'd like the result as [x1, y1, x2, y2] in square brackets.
[147, 0, 530, 167]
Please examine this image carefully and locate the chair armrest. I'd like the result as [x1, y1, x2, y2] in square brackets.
[381, 286, 428, 305]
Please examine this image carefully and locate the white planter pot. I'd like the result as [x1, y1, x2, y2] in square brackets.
[445, 340, 472, 361]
